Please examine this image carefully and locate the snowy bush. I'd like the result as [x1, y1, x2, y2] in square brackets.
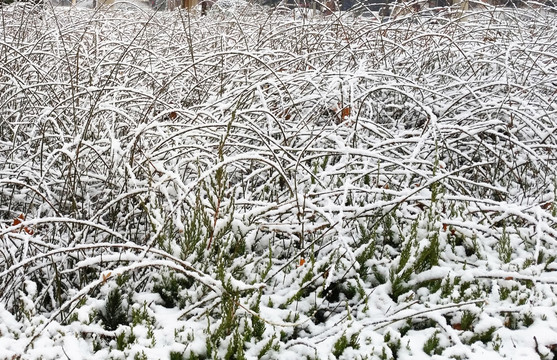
[1, 2, 557, 359]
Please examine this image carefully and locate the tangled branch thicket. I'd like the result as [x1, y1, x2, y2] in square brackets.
[1, 2, 557, 358]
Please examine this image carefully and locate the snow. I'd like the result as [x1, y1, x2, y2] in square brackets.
[1, 1, 557, 359]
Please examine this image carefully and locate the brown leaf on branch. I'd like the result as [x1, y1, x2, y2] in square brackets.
[12, 214, 34, 235]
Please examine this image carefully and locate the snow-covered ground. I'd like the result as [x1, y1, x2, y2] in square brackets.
[1, 2, 557, 359]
